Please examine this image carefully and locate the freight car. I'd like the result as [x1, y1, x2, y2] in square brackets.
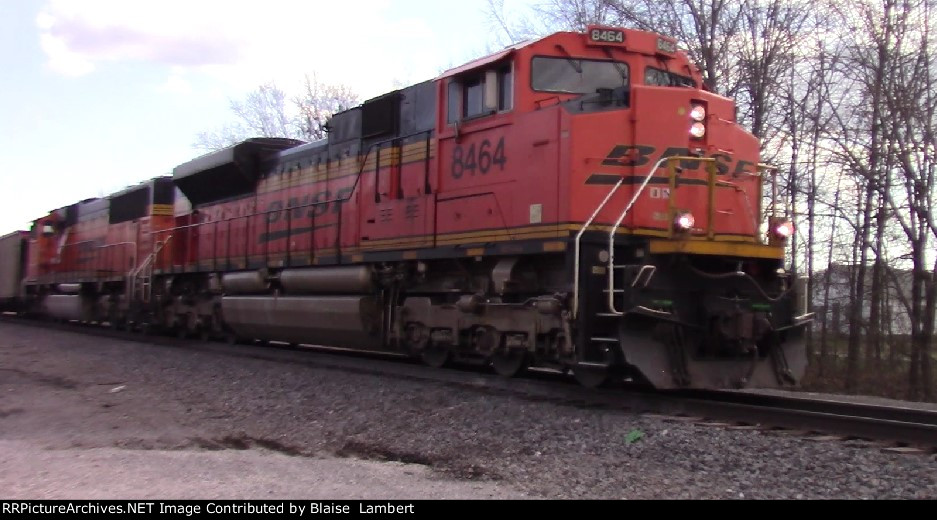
[0, 231, 27, 312]
[11, 26, 811, 389]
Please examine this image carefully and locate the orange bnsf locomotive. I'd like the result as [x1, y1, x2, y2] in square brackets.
[7, 27, 811, 389]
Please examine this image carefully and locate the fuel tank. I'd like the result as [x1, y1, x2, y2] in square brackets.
[222, 271, 269, 295]
[279, 267, 373, 294]
[221, 295, 382, 349]
[42, 294, 90, 321]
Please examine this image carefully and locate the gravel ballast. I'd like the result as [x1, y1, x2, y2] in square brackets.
[0, 321, 934, 499]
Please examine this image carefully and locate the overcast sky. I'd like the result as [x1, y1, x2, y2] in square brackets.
[0, 0, 535, 235]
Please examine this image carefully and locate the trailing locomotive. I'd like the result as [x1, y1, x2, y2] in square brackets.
[7, 27, 811, 389]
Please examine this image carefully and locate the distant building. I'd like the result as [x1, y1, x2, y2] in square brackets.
[810, 263, 929, 336]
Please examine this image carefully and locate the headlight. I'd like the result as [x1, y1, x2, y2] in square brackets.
[690, 104, 706, 121]
[773, 220, 794, 238]
[673, 212, 695, 231]
[690, 122, 706, 139]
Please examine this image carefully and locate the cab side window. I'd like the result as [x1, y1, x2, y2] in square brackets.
[447, 82, 460, 123]
[498, 65, 513, 111]
[464, 77, 484, 118]
[446, 63, 513, 123]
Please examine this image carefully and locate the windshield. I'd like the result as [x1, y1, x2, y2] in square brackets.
[531, 56, 629, 94]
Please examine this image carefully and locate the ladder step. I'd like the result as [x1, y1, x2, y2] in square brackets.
[590, 337, 619, 343]
[595, 312, 622, 318]
[602, 289, 625, 293]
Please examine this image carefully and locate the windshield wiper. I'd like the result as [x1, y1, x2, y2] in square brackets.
[611, 61, 628, 82]
[553, 44, 582, 73]
[600, 47, 628, 82]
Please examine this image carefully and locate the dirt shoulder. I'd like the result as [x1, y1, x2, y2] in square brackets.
[0, 323, 524, 499]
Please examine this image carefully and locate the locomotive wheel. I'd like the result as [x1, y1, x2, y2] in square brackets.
[178, 313, 198, 339]
[572, 364, 614, 388]
[107, 307, 123, 330]
[491, 349, 529, 378]
[138, 322, 154, 336]
[421, 343, 451, 368]
[197, 316, 214, 342]
[224, 331, 246, 345]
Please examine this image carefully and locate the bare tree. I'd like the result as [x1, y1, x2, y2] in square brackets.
[485, 0, 614, 46]
[819, 0, 936, 399]
[193, 122, 252, 152]
[295, 74, 359, 142]
[194, 82, 293, 151]
[736, 0, 812, 142]
[234, 82, 294, 137]
[194, 77, 359, 152]
[875, 0, 937, 400]
[538, 0, 617, 31]
[594, 0, 745, 94]
[820, 0, 891, 392]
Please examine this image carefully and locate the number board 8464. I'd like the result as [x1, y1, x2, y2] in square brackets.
[586, 26, 625, 46]
[451, 137, 507, 179]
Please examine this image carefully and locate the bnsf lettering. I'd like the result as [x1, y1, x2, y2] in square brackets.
[604, 145, 750, 175]
[733, 160, 757, 176]
[660, 147, 701, 169]
[712, 153, 732, 175]
[265, 187, 354, 224]
[601, 145, 655, 167]
[74, 240, 102, 264]
[267, 200, 283, 223]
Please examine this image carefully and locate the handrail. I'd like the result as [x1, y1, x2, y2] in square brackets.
[127, 234, 173, 303]
[131, 235, 172, 279]
[606, 156, 707, 316]
[571, 177, 624, 319]
[758, 163, 780, 222]
[572, 155, 683, 320]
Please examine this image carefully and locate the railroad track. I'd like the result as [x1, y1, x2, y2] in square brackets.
[3, 314, 936, 452]
[680, 390, 937, 448]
